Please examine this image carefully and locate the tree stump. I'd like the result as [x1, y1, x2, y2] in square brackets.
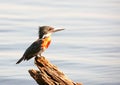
[28, 56, 82, 85]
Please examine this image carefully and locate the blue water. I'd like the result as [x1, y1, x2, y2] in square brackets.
[0, 0, 120, 85]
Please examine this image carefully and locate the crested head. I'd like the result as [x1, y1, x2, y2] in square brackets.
[39, 26, 54, 39]
[39, 26, 64, 39]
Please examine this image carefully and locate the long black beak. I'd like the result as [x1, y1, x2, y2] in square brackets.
[53, 28, 64, 32]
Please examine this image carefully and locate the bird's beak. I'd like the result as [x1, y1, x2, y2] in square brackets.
[53, 28, 64, 32]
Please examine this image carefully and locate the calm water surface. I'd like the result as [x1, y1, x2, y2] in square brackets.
[0, 0, 120, 85]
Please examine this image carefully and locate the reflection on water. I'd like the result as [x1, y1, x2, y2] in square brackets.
[0, 0, 120, 85]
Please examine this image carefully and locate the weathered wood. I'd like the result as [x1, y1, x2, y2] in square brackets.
[28, 56, 82, 85]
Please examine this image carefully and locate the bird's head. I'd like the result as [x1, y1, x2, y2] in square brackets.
[39, 26, 64, 39]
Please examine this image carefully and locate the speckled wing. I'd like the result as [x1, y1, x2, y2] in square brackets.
[16, 39, 42, 64]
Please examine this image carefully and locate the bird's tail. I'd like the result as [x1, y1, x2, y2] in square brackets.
[16, 56, 24, 64]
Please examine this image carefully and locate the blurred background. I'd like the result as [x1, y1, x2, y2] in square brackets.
[0, 0, 120, 85]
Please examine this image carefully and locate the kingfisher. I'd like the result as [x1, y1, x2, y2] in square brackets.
[16, 26, 64, 64]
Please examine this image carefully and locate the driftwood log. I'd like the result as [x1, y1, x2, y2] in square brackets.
[28, 56, 82, 85]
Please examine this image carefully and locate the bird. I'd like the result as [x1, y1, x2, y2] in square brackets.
[16, 26, 64, 64]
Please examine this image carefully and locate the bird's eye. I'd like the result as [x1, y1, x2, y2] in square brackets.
[49, 28, 51, 30]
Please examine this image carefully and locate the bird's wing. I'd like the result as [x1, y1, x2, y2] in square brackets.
[16, 39, 42, 64]
[23, 39, 42, 60]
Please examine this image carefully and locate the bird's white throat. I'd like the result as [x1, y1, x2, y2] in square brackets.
[43, 33, 52, 38]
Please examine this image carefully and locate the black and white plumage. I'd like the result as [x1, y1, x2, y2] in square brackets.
[16, 26, 64, 64]
[16, 39, 43, 64]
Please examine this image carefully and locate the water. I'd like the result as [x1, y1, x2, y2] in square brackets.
[0, 0, 120, 85]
